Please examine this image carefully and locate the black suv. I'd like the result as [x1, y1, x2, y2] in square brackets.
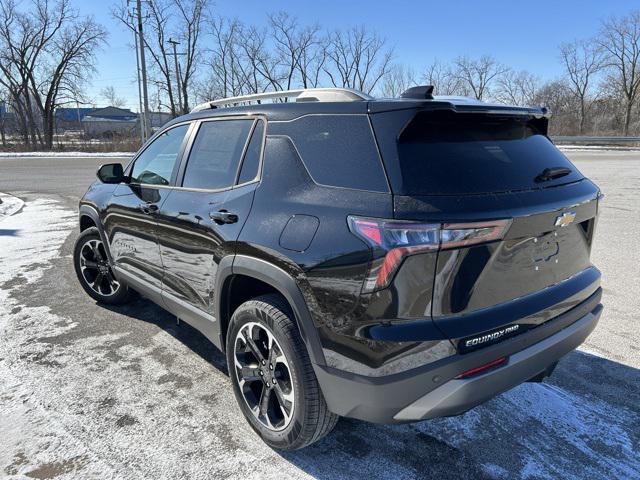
[74, 86, 603, 450]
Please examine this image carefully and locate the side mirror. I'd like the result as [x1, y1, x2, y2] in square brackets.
[97, 163, 125, 184]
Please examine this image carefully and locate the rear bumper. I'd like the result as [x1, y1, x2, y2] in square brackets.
[313, 290, 602, 423]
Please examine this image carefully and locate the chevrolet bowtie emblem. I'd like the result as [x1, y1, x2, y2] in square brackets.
[554, 211, 576, 227]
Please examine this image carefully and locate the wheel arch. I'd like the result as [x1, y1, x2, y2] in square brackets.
[78, 204, 113, 263]
[215, 254, 326, 366]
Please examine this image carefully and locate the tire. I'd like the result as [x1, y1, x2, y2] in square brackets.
[73, 227, 135, 305]
[226, 294, 338, 450]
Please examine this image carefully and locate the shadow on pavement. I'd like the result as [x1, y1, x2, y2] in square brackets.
[101, 297, 229, 375]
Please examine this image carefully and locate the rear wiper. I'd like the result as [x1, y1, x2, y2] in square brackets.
[535, 167, 572, 183]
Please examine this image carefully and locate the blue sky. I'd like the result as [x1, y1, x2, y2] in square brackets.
[77, 0, 637, 111]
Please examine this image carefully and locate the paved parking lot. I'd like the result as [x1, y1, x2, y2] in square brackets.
[0, 150, 638, 479]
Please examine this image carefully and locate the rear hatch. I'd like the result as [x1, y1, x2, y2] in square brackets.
[371, 106, 601, 347]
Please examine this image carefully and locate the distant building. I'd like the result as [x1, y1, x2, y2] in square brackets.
[82, 107, 138, 137]
[0, 101, 16, 138]
[53, 106, 174, 137]
[55, 107, 95, 123]
[148, 111, 172, 130]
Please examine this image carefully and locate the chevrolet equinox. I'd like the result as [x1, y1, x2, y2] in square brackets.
[74, 86, 603, 450]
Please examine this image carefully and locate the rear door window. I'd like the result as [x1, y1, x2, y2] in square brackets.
[394, 111, 583, 195]
[182, 119, 253, 190]
[284, 115, 388, 192]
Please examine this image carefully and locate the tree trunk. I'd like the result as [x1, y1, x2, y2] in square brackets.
[579, 99, 586, 135]
[12, 100, 30, 147]
[22, 90, 40, 148]
[624, 99, 633, 136]
[182, 83, 189, 113]
[43, 111, 55, 150]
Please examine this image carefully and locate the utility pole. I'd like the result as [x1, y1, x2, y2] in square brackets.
[136, 0, 151, 141]
[168, 38, 182, 116]
[133, 22, 146, 144]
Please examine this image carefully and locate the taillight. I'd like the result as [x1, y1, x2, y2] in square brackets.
[348, 216, 511, 292]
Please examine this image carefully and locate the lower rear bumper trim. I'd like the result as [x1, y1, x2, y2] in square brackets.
[314, 298, 602, 424]
[394, 303, 602, 421]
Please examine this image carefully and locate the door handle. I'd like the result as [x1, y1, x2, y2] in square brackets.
[209, 210, 238, 224]
[139, 203, 159, 214]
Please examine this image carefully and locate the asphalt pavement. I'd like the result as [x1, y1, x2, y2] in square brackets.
[0, 150, 638, 479]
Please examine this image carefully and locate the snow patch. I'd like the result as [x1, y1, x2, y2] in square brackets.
[419, 381, 640, 480]
[0, 151, 134, 158]
[0, 193, 24, 220]
[0, 198, 76, 286]
[558, 145, 640, 152]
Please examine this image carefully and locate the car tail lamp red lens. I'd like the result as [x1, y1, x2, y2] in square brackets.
[455, 356, 507, 379]
[348, 216, 511, 292]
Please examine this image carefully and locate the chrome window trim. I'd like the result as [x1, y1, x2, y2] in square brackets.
[125, 121, 195, 186]
[174, 115, 266, 194]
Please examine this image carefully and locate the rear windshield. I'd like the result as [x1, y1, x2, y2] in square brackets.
[394, 111, 583, 195]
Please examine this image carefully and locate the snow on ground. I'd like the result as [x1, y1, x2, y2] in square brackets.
[558, 145, 640, 150]
[0, 193, 24, 219]
[0, 197, 102, 477]
[558, 145, 640, 153]
[0, 151, 134, 158]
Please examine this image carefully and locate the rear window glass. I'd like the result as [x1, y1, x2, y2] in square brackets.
[395, 111, 583, 195]
[285, 115, 388, 192]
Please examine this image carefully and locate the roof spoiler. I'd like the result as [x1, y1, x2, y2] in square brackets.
[401, 85, 435, 100]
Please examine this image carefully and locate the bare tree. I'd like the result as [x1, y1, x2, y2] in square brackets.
[100, 86, 126, 107]
[535, 79, 578, 135]
[240, 25, 286, 92]
[599, 10, 640, 135]
[202, 17, 249, 99]
[324, 26, 394, 94]
[295, 24, 327, 89]
[495, 69, 540, 106]
[423, 59, 466, 96]
[0, 88, 7, 146]
[453, 55, 509, 100]
[172, 0, 206, 112]
[380, 63, 416, 97]
[114, 0, 175, 114]
[268, 12, 326, 90]
[114, 0, 207, 116]
[559, 39, 604, 134]
[0, 0, 106, 149]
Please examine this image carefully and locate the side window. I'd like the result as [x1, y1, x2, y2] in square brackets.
[284, 115, 388, 192]
[130, 124, 190, 185]
[182, 119, 253, 190]
[237, 120, 264, 184]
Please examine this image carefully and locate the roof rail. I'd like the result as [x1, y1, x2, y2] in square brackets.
[191, 87, 374, 112]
